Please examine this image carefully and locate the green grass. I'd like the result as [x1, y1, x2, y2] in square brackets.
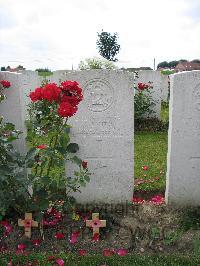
[161, 101, 169, 123]
[37, 71, 53, 77]
[134, 132, 168, 191]
[133, 102, 169, 192]
[1, 254, 200, 266]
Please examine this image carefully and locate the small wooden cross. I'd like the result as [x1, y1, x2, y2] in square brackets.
[86, 213, 106, 236]
[18, 213, 38, 238]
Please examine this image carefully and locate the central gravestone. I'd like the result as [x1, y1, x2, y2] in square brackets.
[52, 70, 134, 204]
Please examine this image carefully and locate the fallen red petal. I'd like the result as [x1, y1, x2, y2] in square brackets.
[78, 249, 87, 256]
[93, 233, 100, 241]
[56, 258, 65, 266]
[117, 248, 128, 256]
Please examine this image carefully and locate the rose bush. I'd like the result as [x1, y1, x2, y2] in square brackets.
[0, 79, 90, 221]
[134, 81, 156, 120]
[25, 79, 90, 220]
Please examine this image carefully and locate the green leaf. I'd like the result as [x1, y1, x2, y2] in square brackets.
[70, 156, 82, 166]
[60, 132, 70, 149]
[80, 180, 86, 187]
[39, 199, 49, 211]
[41, 176, 51, 185]
[25, 147, 38, 162]
[84, 175, 90, 182]
[64, 126, 71, 134]
[4, 122, 15, 131]
[34, 212, 43, 222]
[67, 143, 79, 153]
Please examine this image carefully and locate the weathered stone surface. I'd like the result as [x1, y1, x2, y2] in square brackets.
[166, 71, 200, 205]
[60, 70, 134, 203]
[0, 70, 134, 204]
[0, 71, 41, 154]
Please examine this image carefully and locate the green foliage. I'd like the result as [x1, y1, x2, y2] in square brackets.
[163, 229, 183, 246]
[96, 30, 120, 62]
[192, 59, 200, 64]
[193, 239, 200, 255]
[1, 67, 6, 71]
[0, 84, 30, 216]
[0, 117, 28, 216]
[180, 208, 200, 231]
[36, 68, 53, 77]
[179, 59, 188, 63]
[35, 68, 52, 72]
[168, 60, 179, 68]
[157, 61, 169, 69]
[161, 69, 175, 75]
[78, 57, 117, 70]
[134, 83, 156, 120]
[1, 253, 200, 266]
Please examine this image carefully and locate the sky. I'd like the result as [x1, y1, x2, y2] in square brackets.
[0, 0, 200, 70]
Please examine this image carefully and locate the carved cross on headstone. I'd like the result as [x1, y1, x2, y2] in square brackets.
[18, 213, 38, 238]
[86, 213, 106, 236]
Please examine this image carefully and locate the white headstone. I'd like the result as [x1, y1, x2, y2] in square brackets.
[166, 71, 200, 205]
[0, 71, 41, 154]
[60, 70, 134, 204]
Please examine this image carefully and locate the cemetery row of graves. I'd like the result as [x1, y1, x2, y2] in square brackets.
[0, 69, 200, 265]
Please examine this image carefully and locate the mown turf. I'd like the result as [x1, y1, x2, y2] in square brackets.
[134, 132, 168, 191]
[1, 254, 200, 266]
[37, 71, 53, 77]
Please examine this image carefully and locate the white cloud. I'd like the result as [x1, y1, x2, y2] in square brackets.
[0, 0, 199, 70]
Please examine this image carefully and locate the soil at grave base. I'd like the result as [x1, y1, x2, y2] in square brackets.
[1, 204, 200, 256]
[133, 189, 165, 200]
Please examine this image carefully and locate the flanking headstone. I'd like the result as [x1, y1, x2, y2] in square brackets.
[0, 71, 41, 154]
[136, 70, 167, 119]
[166, 71, 200, 205]
[58, 70, 134, 204]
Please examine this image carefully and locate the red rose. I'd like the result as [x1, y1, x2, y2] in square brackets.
[138, 82, 149, 91]
[34, 87, 44, 100]
[61, 95, 80, 107]
[60, 80, 83, 103]
[29, 91, 37, 102]
[42, 83, 61, 102]
[82, 161, 88, 169]
[58, 101, 77, 117]
[0, 80, 11, 88]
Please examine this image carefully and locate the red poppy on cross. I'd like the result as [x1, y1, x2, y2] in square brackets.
[86, 213, 106, 236]
[18, 213, 38, 238]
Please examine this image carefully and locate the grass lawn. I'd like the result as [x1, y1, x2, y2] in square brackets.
[1, 254, 200, 266]
[134, 132, 168, 192]
[134, 102, 169, 193]
[37, 71, 53, 77]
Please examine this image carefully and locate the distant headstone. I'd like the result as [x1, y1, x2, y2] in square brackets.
[57, 70, 134, 204]
[166, 71, 200, 205]
[136, 70, 168, 119]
